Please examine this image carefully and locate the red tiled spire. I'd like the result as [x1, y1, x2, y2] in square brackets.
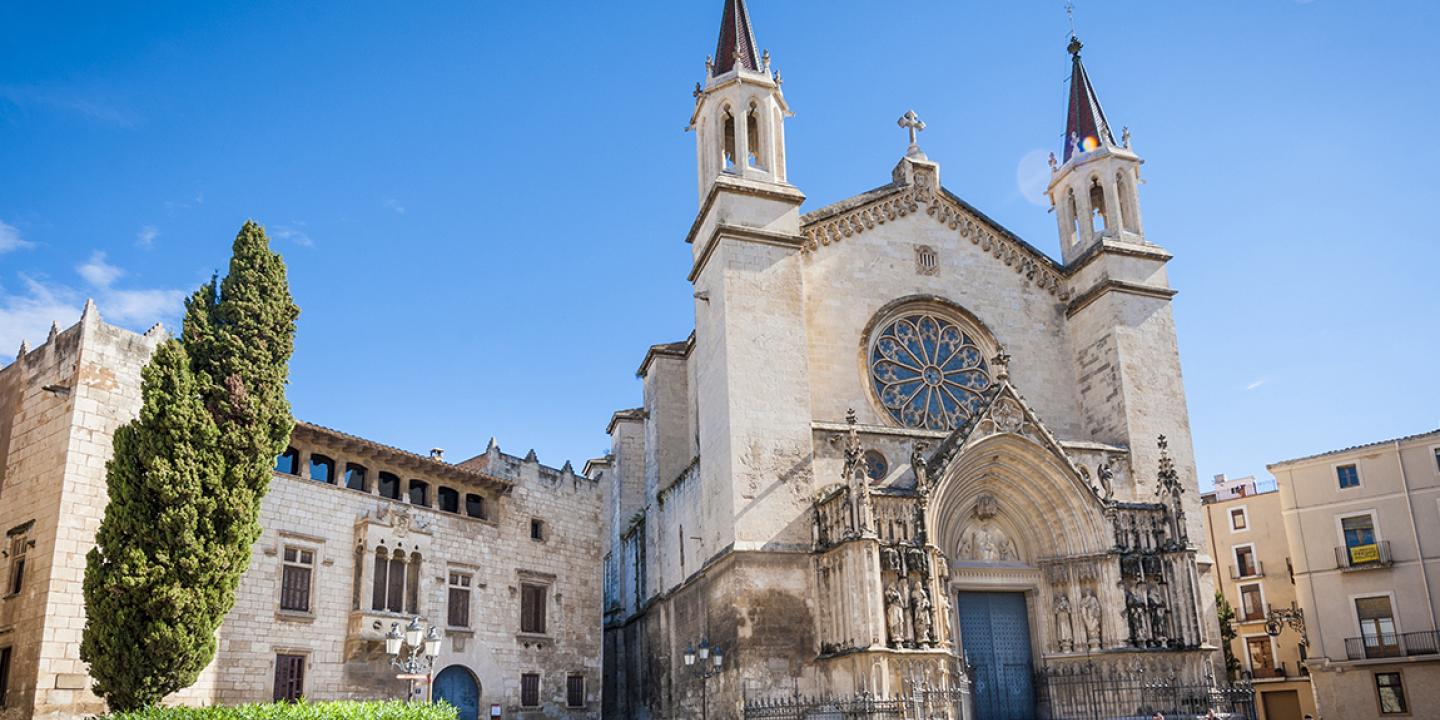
[1063, 35, 1116, 161]
[713, 0, 760, 75]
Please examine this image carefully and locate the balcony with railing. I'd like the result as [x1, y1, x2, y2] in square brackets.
[1334, 540, 1393, 570]
[1345, 630, 1440, 660]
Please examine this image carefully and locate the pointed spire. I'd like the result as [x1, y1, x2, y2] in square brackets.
[712, 0, 760, 75]
[1063, 35, 1116, 161]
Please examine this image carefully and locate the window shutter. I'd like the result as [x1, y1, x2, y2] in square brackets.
[449, 587, 469, 628]
[272, 654, 305, 701]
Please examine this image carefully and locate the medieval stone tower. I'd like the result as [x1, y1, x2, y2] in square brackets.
[594, 2, 1220, 718]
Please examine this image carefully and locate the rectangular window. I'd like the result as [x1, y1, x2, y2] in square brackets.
[409, 480, 429, 507]
[530, 518, 546, 541]
[1230, 508, 1247, 531]
[1337, 463, 1360, 489]
[280, 547, 314, 613]
[1376, 671, 1408, 714]
[520, 673, 541, 708]
[1341, 513, 1379, 565]
[6, 535, 27, 596]
[272, 654, 305, 702]
[0, 646, 11, 709]
[1357, 596, 1399, 657]
[465, 493, 487, 520]
[1245, 636, 1276, 676]
[1239, 584, 1264, 622]
[1433, 447, 1440, 473]
[521, 583, 548, 634]
[1234, 545, 1258, 577]
[567, 674, 585, 708]
[448, 572, 471, 628]
[345, 463, 368, 492]
[438, 487, 460, 514]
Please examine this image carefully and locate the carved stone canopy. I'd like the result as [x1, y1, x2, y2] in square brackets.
[956, 494, 1021, 564]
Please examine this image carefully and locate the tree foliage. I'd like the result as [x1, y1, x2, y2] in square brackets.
[105, 700, 457, 720]
[82, 222, 299, 710]
[1215, 590, 1241, 678]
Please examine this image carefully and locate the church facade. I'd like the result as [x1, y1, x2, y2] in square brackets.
[598, 1, 1222, 718]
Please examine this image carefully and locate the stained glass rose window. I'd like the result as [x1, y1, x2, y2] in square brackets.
[869, 311, 991, 430]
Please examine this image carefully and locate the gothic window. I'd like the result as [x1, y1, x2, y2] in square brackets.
[868, 310, 991, 430]
[378, 472, 401, 500]
[279, 546, 314, 613]
[1065, 188, 1080, 246]
[372, 548, 389, 611]
[521, 583, 548, 634]
[309, 454, 335, 484]
[387, 550, 406, 612]
[721, 108, 736, 171]
[408, 480, 429, 507]
[448, 572, 472, 628]
[6, 534, 28, 596]
[275, 447, 300, 475]
[1088, 176, 1107, 233]
[351, 545, 363, 610]
[405, 552, 421, 615]
[746, 105, 764, 169]
[863, 450, 888, 482]
[1116, 171, 1138, 232]
[437, 486, 459, 514]
[465, 493, 487, 520]
[914, 245, 938, 275]
[344, 463, 368, 492]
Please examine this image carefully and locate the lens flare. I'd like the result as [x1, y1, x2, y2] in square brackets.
[1081, 135, 1100, 152]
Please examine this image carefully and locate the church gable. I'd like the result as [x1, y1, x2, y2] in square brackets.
[799, 165, 1072, 303]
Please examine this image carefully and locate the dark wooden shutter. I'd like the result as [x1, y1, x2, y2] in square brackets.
[449, 587, 469, 628]
[521, 584, 547, 634]
[0, 646, 12, 708]
[272, 654, 305, 701]
[280, 565, 310, 612]
[567, 675, 584, 708]
[520, 673, 540, 707]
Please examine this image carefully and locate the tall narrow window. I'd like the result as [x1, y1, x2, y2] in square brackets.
[387, 550, 406, 613]
[531, 519, 546, 541]
[352, 545, 364, 610]
[465, 494, 487, 520]
[0, 646, 11, 709]
[721, 109, 736, 171]
[409, 480, 429, 507]
[309, 454, 335, 484]
[275, 447, 300, 475]
[279, 547, 314, 613]
[438, 487, 459, 514]
[1341, 514, 1379, 566]
[345, 463, 368, 492]
[1066, 188, 1080, 245]
[520, 673, 541, 708]
[6, 535, 27, 596]
[405, 552, 421, 615]
[1337, 463, 1361, 489]
[1239, 583, 1264, 622]
[272, 654, 305, 702]
[378, 472, 401, 500]
[448, 572, 471, 628]
[372, 548, 389, 611]
[1356, 596, 1399, 658]
[1376, 671, 1408, 714]
[567, 674, 585, 708]
[1234, 545, 1258, 577]
[521, 583, 548, 634]
[745, 106, 763, 169]
[1245, 637, 1276, 677]
[1088, 176, 1107, 233]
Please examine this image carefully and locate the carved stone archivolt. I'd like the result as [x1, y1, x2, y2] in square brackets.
[955, 494, 1021, 564]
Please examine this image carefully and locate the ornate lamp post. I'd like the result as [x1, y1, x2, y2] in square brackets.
[385, 617, 442, 702]
[683, 637, 725, 720]
[1265, 604, 1306, 645]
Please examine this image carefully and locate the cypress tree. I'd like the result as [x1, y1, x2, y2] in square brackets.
[82, 222, 299, 709]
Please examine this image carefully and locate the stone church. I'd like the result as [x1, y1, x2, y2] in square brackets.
[597, 1, 1222, 718]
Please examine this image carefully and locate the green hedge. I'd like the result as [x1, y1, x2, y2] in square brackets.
[105, 700, 457, 720]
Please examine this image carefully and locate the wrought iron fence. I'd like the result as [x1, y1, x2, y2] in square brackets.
[1037, 664, 1256, 720]
[743, 682, 969, 720]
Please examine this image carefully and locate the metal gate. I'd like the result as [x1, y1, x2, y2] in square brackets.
[957, 591, 1034, 720]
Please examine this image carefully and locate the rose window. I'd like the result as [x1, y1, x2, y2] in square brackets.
[869, 311, 991, 430]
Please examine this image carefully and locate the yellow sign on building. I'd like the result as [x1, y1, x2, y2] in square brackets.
[1349, 544, 1381, 564]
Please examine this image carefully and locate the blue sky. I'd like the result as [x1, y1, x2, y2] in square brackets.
[1, 1, 1436, 486]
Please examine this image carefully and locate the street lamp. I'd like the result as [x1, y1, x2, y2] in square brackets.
[1264, 604, 1306, 645]
[386, 617, 442, 702]
[683, 637, 725, 720]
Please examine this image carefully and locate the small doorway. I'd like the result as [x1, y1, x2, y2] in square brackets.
[1260, 689, 1302, 720]
[433, 665, 481, 720]
[957, 591, 1034, 720]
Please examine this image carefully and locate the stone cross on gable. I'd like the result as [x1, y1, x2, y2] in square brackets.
[898, 110, 926, 149]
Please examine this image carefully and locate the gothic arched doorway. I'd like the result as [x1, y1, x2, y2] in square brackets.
[433, 665, 481, 720]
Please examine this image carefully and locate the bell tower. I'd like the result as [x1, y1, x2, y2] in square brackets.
[1047, 34, 1146, 264]
[689, 0, 792, 202]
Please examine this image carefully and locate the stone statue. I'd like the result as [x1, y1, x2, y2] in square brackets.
[1127, 586, 1152, 646]
[882, 546, 902, 574]
[1148, 584, 1169, 645]
[910, 580, 933, 647]
[1048, 152, 1058, 171]
[1096, 462, 1114, 502]
[885, 583, 908, 648]
[1080, 587, 1103, 650]
[1054, 593, 1074, 652]
[905, 546, 928, 579]
[910, 444, 930, 493]
[936, 583, 952, 645]
[1121, 126, 1131, 148]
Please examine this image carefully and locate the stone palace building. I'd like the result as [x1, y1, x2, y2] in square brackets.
[597, 1, 1222, 718]
[0, 305, 603, 720]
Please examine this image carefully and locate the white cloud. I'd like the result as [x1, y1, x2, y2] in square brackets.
[1245, 378, 1267, 391]
[136, 225, 159, 248]
[0, 83, 139, 128]
[1015, 149, 1053, 207]
[0, 219, 34, 254]
[0, 253, 185, 364]
[383, 197, 406, 215]
[272, 223, 313, 247]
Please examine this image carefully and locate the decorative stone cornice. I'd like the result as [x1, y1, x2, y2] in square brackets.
[1064, 278, 1178, 318]
[799, 182, 1071, 302]
[687, 222, 806, 282]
